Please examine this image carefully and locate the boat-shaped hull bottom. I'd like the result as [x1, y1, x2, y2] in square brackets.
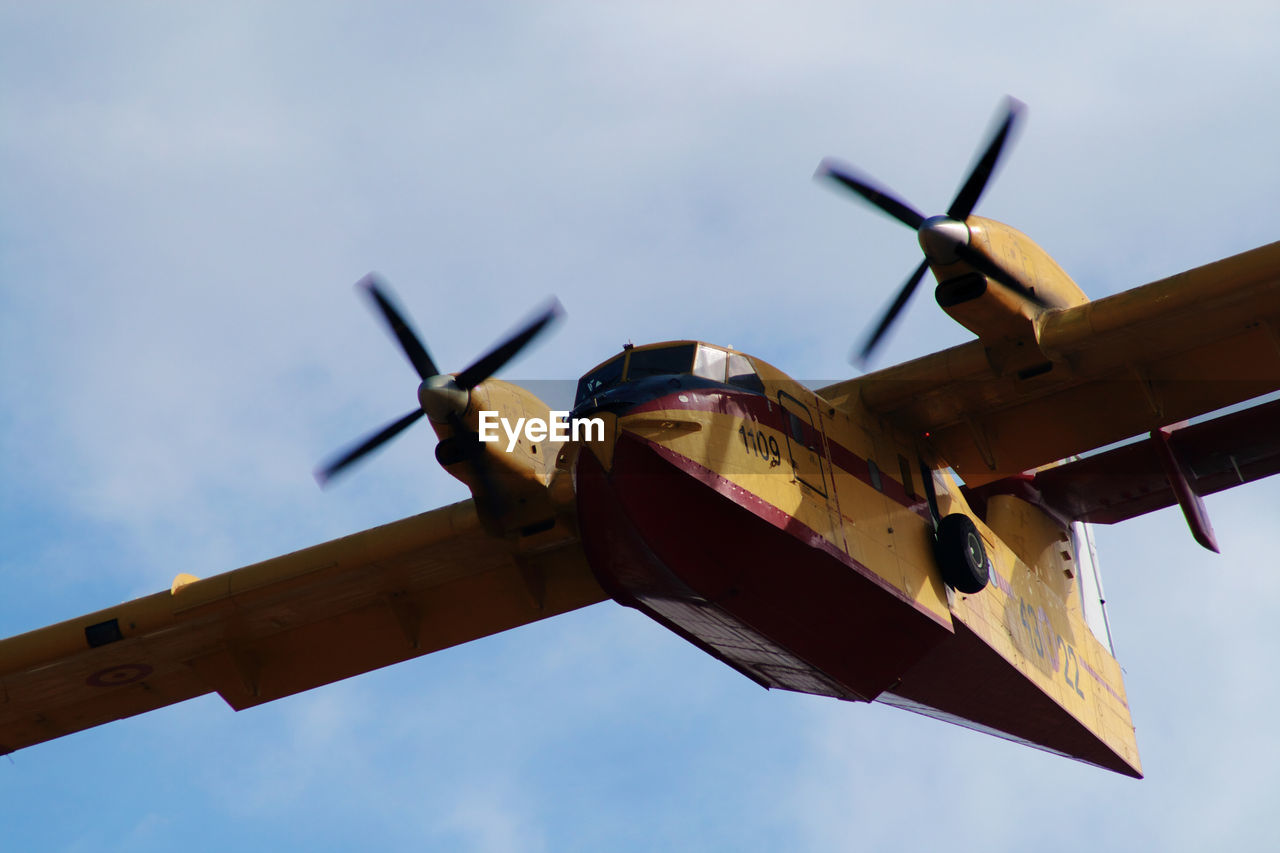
[575, 431, 951, 703]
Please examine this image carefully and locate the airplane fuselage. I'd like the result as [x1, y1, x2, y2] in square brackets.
[543, 341, 1143, 776]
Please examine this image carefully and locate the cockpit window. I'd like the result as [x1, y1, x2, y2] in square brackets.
[692, 345, 727, 382]
[576, 354, 625, 403]
[626, 344, 697, 379]
[727, 352, 765, 393]
[575, 343, 755, 408]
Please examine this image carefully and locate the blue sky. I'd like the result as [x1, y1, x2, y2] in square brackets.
[2, 3, 1278, 850]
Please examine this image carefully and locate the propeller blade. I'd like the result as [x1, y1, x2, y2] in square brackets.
[953, 243, 1048, 307]
[454, 298, 563, 391]
[317, 282, 565, 498]
[946, 97, 1025, 221]
[359, 274, 441, 381]
[315, 408, 425, 486]
[816, 159, 926, 231]
[856, 259, 930, 364]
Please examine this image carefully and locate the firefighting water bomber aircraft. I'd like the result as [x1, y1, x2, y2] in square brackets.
[3, 100, 1278, 777]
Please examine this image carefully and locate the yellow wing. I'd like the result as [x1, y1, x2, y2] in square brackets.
[823, 241, 1280, 486]
[0, 500, 605, 755]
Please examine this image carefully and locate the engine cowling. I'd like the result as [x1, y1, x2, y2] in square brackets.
[928, 216, 1090, 373]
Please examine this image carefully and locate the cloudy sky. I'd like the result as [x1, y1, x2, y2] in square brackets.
[2, 2, 1278, 850]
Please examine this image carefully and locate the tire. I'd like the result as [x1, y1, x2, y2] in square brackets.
[934, 513, 989, 594]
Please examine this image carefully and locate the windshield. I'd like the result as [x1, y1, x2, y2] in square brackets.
[576, 353, 626, 403]
[625, 344, 697, 379]
[575, 343, 737, 407]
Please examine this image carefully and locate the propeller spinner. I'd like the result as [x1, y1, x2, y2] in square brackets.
[315, 275, 562, 487]
[817, 97, 1046, 363]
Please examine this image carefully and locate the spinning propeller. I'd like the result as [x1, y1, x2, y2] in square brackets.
[816, 97, 1046, 363]
[315, 274, 562, 488]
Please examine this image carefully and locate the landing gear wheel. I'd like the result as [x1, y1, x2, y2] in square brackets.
[934, 513, 989, 594]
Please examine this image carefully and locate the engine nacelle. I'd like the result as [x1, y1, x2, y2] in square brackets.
[929, 216, 1089, 373]
[430, 379, 575, 534]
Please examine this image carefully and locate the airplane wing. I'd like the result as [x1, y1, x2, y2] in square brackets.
[822, 240, 1280, 488]
[0, 500, 605, 755]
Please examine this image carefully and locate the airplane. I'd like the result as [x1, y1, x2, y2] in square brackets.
[2, 99, 1277, 778]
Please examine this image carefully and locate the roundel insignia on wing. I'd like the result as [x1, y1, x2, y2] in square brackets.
[85, 663, 154, 688]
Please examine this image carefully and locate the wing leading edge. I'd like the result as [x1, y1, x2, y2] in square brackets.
[0, 500, 605, 755]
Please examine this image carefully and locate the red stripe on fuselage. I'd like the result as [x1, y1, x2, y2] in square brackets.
[627, 387, 930, 519]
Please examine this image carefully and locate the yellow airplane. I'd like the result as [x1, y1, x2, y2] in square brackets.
[3, 99, 1277, 778]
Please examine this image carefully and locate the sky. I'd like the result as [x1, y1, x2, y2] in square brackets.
[2, 2, 1279, 850]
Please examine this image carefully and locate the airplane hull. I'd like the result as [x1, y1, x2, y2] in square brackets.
[575, 425, 952, 703]
[574, 388, 1143, 777]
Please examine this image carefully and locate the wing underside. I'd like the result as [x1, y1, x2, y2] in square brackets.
[0, 501, 605, 755]
[1019, 396, 1280, 524]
